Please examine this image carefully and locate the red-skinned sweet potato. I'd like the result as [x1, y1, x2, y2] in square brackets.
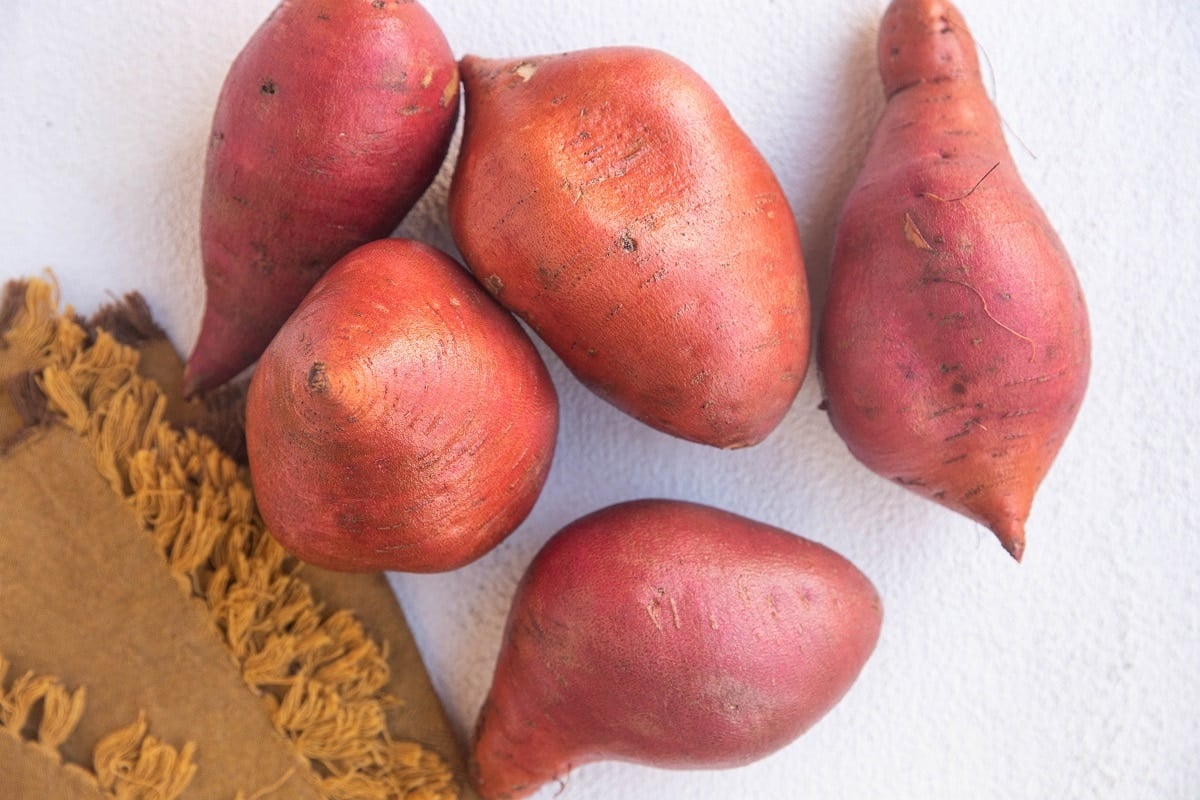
[184, 0, 460, 396]
[244, 238, 558, 573]
[817, 0, 1090, 560]
[471, 499, 882, 799]
[448, 47, 809, 449]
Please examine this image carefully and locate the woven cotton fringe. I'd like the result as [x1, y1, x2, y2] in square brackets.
[1, 276, 457, 800]
[0, 653, 197, 800]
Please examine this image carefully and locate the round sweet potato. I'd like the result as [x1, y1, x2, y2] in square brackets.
[245, 238, 559, 573]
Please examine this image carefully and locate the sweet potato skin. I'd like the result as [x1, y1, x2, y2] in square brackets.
[471, 499, 882, 800]
[817, 0, 1090, 560]
[448, 48, 809, 449]
[244, 239, 558, 573]
[184, 0, 460, 395]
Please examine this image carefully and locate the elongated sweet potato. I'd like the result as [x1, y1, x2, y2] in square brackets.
[244, 238, 558, 573]
[448, 47, 809, 449]
[471, 499, 882, 799]
[184, 0, 460, 396]
[817, 0, 1090, 560]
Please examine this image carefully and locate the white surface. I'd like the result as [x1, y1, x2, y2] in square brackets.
[3, 1, 1198, 798]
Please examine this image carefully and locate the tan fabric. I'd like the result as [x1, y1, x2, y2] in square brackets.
[0, 276, 477, 800]
[0, 728, 109, 800]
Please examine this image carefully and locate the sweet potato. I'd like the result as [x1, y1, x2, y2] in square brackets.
[244, 238, 558, 573]
[184, 0, 460, 396]
[817, 0, 1090, 560]
[471, 499, 882, 799]
[448, 47, 809, 449]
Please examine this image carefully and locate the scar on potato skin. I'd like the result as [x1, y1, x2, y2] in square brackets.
[307, 361, 330, 393]
[903, 212, 934, 251]
[440, 73, 459, 107]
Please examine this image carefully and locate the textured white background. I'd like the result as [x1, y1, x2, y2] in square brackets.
[3, 1, 1199, 798]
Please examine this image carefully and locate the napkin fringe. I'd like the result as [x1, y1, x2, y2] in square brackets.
[0, 276, 457, 800]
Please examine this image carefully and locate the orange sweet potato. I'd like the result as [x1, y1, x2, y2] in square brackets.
[448, 47, 809, 449]
[817, 0, 1090, 560]
[184, 0, 459, 396]
[471, 499, 882, 799]
[244, 238, 558, 573]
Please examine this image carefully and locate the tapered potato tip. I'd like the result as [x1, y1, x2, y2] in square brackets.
[989, 518, 1026, 563]
[181, 348, 216, 398]
[973, 490, 1029, 562]
[182, 335, 239, 398]
[877, 0, 980, 97]
[182, 303, 258, 397]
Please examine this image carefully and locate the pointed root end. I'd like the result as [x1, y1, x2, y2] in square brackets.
[181, 357, 218, 400]
[990, 518, 1027, 563]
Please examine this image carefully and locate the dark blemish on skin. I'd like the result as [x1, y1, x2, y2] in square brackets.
[307, 362, 330, 394]
[929, 403, 965, 418]
[337, 511, 365, 530]
[486, 275, 504, 295]
[260, 80, 277, 95]
[372, 0, 386, 8]
[251, 242, 272, 276]
[951, 381, 967, 395]
[535, 264, 562, 291]
[894, 476, 926, 487]
[943, 453, 968, 465]
[618, 231, 637, 252]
